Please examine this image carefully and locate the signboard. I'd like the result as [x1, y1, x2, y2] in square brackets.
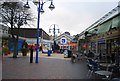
[61, 38, 67, 43]
[8, 38, 24, 50]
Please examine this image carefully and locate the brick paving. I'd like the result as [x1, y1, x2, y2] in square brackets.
[2, 52, 90, 79]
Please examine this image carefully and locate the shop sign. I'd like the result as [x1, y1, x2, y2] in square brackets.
[98, 40, 105, 43]
[91, 42, 96, 45]
[98, 37, 106, 40]
[61, 38, 67, 43]
[82, 45, 86, 48]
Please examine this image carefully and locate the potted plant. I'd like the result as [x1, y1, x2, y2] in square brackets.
[2, 46, 11, 55]
[20, 48, 29, 56]
[20, 40, 29, 56]
[54, 44, 60, 53]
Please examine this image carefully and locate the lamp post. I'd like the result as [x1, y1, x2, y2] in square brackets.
[31, 0, 55, 63]
[49, 24, 60, 52]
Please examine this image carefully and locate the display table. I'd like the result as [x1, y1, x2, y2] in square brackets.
[95, 71, 112, 76]
[99, 63, 115, 70]
[95, 70, 112, 79]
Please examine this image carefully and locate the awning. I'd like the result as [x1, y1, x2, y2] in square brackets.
[88, 26, 98, 34]
[112, 15, 120, 28]
[78, 34, 85, 40]
[97, 20, 112, 34]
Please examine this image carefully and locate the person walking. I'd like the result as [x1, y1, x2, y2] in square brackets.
[87, 50, 94, 58]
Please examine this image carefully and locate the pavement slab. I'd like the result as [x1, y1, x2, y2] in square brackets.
[2, 52, 95, 79]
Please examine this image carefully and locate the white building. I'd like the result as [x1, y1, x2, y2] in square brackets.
[0, 24, 9, 38]
[0, 24, 9, 47]
[54, 32, 77, 51]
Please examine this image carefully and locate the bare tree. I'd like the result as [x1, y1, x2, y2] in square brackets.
[1, 1, 33, 58]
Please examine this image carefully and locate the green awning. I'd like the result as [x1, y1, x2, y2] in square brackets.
[78, 34, 85, 40]
[88, 26, 98, 34]
[88, 28, 94, 33]
[112, 15, 120, 28]
[97, 20, 112, 34]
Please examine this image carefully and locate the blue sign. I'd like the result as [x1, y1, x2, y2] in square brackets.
[62, 39, 66, 43]
[98, 40, 105, 43]
[8, 38, 24, 50]
[91, 42, 96, 45]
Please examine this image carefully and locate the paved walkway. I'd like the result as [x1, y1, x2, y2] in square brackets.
[2, 52, 89, 79]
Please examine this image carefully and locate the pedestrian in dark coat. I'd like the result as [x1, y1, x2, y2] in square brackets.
[87, 50, 94, 58]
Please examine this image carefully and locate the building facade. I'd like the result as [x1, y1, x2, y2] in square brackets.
[0, 24, 9, 38]
[54, 32, 77, 51]
[0, 24, 9, 47]
[78, 5, 120, 63]
[9, 28, 50, 44]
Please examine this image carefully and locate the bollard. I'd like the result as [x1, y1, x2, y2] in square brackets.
[30, 46, 33, 63]
[48, 50, 50, 56]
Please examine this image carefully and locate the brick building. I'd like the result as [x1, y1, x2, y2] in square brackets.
[9, 28, 50, 44]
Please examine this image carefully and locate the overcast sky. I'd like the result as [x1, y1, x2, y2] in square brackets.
[25, 0, 119, 36]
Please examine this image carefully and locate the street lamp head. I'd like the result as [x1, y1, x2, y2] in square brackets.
[49, 1, 55, 11]
[40, 2, 45, 14]
[24, 1, 30, 8]
[58, 29, 60, 33]
[40, 8, 45, 14]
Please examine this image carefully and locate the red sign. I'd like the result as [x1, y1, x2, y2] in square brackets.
[82, 45, 86, 48]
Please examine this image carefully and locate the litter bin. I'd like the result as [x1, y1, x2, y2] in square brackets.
[68, 50, 72, 58]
